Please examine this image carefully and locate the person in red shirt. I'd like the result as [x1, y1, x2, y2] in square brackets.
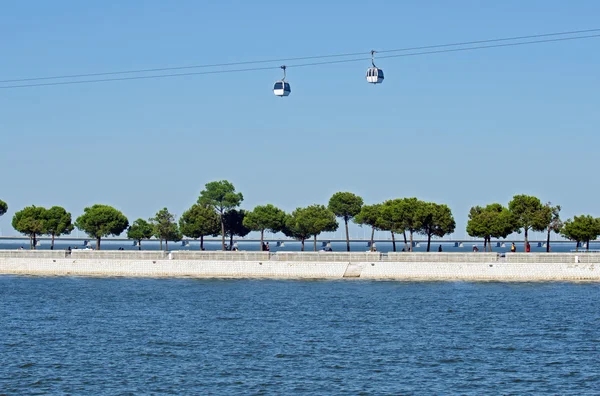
[526, 242, 531, 253]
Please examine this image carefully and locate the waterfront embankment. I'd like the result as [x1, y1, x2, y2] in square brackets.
[0, 251, 598, 281]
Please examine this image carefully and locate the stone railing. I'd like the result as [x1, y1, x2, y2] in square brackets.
[0, 250, 599, 264]
[170, 251, 271, 261]
[271, 252, 382, 262]
[503, 253, 598, 264]
[384, 252, 499, 263]
[0, 250, 70, 259]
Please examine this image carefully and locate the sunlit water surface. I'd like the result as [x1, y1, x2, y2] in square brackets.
[1, 277, 599, 394]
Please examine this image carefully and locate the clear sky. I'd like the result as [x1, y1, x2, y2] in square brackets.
[1, 0, 599, 240]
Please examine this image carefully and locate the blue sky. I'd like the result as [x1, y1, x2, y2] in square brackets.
[1, 0, 599, 240]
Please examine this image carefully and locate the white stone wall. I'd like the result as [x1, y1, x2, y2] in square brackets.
[0, 258, 598, 281]
[359, 261, 599, 281]
[0, 258, 349, 279]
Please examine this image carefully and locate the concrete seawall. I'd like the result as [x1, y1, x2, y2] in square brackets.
[0, 251, 598, 281]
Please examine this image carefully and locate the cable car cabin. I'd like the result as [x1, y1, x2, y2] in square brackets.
[366, 67, 384, 84]
[273, 81, 291, 97]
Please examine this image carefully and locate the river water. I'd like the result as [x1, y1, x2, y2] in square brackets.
[1, 277, 599, 394]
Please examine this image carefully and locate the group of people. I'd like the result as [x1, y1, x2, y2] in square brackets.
[262, 242, 270, 252]
[471, 242, 534, 253]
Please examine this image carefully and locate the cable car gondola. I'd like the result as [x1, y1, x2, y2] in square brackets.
[366, 50, 384, 84]
[273, 65, 291, 97]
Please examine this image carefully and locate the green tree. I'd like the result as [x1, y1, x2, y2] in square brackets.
[198, 180, 244, 251]
[179, 204, 220, 250]
[508, 194, 549, 251]
[127, 218, 154, 250]
[543, 203, 563, 252]
[243, 204, 286, 251]
[354, 203, 384, 252]
[418, 203, 456, 252]
[0, 200, 7, 217]
[295, 204, 338, 252]
[466, 203, 516, 252]
[282, 211, 313, 252]
[223, 209, 251, 250]
[376, 207, 400, 252]
[560, 215, 600, 252]
[12, 206, 47, 249]
[150, 208, 181, 251]
[44, 206, 74, 250]
[382, 198, 425, 252]
[75, 204, 129, 250]
[328, 192, 363, 252]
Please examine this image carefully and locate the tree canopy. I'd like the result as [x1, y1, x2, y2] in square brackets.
[12, 205, 47, 249]
[282, 211, 313, 251]
[419, 203, 456, 252]
[382, 198, 425, 251]
[354, 203, 384, 252]
[150, 208, 181, 251]
[0, 200, 7, 217]
[508, 194, 550, 251]
[328, 192, 363, 251]
[44, 206, 74, 250]
[198, 180, 243, 250]
[223, 209, 251, 250]
[294, 204, 338, 252]
[243, 204, 286, 251]
[560, 215, 600, 251]
[466, 203, 516, 251]
[127, 218, 154, 250]
[75, 204, 129, 250]
[543, 203, 562, 252]
[179, 204, 220, 250]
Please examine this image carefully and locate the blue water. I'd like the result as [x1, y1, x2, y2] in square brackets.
[1, 278, 599, 394]
[0, 238, 594, 253]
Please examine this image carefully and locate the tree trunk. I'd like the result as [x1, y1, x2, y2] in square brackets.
[370, 227, 375, 252]
[524, 228, 528, 252]
[345, 217, 350, 252]
[313, 235, 317, 252]
[586, 240, 590, 252]
[409, 230, 414, 252]
[96, 236, 101, 250]
[220, 214, 226, 251]
[29, 234, 33, 250]
[32, 234, 37, 250]
[483, 238, 487, 252]
[403, 231, 409, 251]
[260, 229, 264, 251]
[159, 239, 163, 250]
[165, 239, 169, 251]
[487, 237, 492, 252]
[575, 242, 579, 252]
[200, 235, 204, 250]
[51, 233, 55, 250]
[426, 232, 432, 252]
[301, 238, 305, 252]
[138, 240, 142, 251]
[391, 231, 396, 252]
[546, 228, 551, 253]
[229, 234, 234, 251]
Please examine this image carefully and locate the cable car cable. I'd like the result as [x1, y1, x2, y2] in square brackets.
[1, 33, 599, 89]
[1, 28, 598, 84]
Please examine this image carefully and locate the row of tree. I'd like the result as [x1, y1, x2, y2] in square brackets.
[467, 195, 600, 252]
[2, 187, 600, 252]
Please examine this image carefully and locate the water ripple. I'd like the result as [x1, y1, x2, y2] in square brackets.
[0, 277, 599, 394]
